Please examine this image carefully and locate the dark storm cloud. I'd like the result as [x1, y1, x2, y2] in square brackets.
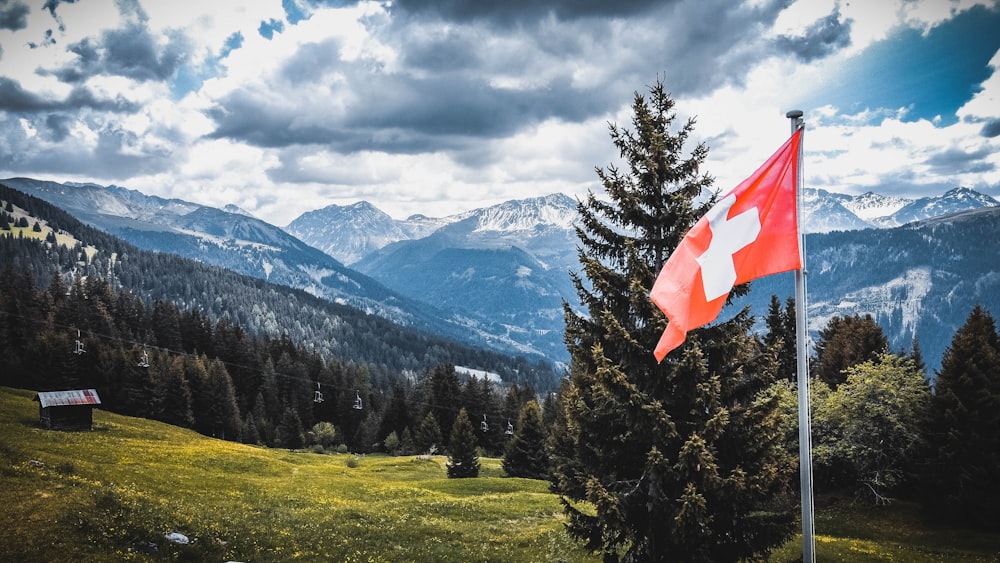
[0, 1, 30, 31]
[208, 68, 607, 153]
[45, 113, 72, 141]
[304, 0, 673, 26]
[346, 0, 666, 25]
[981, 119, 1000, 138]
[208, 0, 795, 158]
[924, 146, 995, 175]
[774, 9, 851, 62]
[45, 23, 190, 83]
[0, 76, 141, 113]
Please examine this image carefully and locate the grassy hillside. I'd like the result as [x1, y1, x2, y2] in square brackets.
[0, 387, 595, 562]
[2, 386, 998, 562]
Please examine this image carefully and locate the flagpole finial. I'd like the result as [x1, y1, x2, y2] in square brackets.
[786, 110, 804, 130]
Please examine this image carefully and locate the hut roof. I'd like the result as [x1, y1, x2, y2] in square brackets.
[34, 389, 102, 408]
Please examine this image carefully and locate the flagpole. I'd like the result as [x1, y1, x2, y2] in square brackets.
[786, 109, 815, 562]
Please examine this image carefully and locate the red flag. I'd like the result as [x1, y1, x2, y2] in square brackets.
[650, 129, 802, 362]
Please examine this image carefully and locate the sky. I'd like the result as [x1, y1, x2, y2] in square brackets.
[0, 0, 998, 226]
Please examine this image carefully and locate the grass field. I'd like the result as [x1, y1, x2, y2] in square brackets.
[1, 386, 998, 562]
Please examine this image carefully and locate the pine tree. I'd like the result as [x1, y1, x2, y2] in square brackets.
[920, 305, 1000, 528]
[502, 400, 549, 479]
[415, 410, 443, 454]
[447, 408, 480, 478]
[764, 295, 797, 381]
[812, 314, 888, 388]
[550, 79, 795, 562]
[276, 407, 305, 449]
[155, 356, 195, 428]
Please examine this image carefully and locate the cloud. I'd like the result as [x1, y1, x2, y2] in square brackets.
[924, 146, 996, 175]
[982, 119, 1000, 138]
[0, 76, 140, 113]
[40, 0, 79, 33]
[46, 23, 190, 83]
[388, 0, 666, 25]
[0, 1, 29, 31]
[775, 8, 852, 62]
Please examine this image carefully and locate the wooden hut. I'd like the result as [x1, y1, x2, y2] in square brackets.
[34, 389, 101, 430]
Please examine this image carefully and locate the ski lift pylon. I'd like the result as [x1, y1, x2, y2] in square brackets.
[353, 390, 363, 410]
[480, 414, 489, 433]
[137, 348, 150, 368]
[314, 382, 324, 403]
[505, 418, 514, 435]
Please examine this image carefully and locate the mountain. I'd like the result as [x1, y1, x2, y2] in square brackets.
[841, 191, 911, 221]
[0, 182, 559, 388]
[354, 194, 580, 362]
[12, 174, 998, 372]
[801, 188, 872, 233]
[303, 187, 998, 368]
[743, 206, 1000, 372]
[285, 201, 451, 266]
[878, 187, 999, 227]
[803, 186, 998, 232]
[0, 177, 537, 360]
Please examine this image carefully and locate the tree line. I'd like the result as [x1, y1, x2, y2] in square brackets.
[0, 265, 552, 459]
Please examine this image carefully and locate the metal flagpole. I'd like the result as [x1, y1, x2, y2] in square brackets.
[787, 109, 815, 562]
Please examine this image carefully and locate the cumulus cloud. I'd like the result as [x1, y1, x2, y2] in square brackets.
[45, 23, 190, 83]
[0, 1, 30, 31]
[0, 0, 998, 223]
[775, 9, 852, 61]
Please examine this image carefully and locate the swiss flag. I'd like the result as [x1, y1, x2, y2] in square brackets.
[650, 129, 802, 362]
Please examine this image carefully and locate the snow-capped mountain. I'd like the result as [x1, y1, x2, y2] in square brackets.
[841, 191, 911, 221]
[352, 194, 581, 361]
[875, 187, 999, 227]
[802, 187, 997, 232]
[801, 188, 872, 233]
[0, 177, 506, 355]
[10, 174, 998, 371]
[744, 206, 1000, 373]
[286, 201, 419, 265]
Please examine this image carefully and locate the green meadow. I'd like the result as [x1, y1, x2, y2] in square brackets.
[1, 386, 997, 562]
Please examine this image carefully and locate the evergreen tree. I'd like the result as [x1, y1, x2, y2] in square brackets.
[155, 356, 195, 429]
[426, 363, 461, 437]
[415, 410, 443, 454]
[502, 400, 549, 479]
[399, 426, 416, 456]
[447, 408, 480, 478]
[205, 359, 242, 441]
[550, 80, 795, 562]
[275, 407, 305, 449]
[920, 305, 1000, 528]
[242, 412, 261, 445]
[812, 314, 888, 388]
[764, 295, 797, 381]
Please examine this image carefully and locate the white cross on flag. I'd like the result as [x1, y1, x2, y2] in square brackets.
[650, 129, 803, 362]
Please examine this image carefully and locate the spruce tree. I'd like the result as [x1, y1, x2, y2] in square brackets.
[502, 400, 549, 479]
[276, 407, 305, 449]
[447, 408, 480, 478]
[812, 314, 888, 388]
[920, 305, 1000, 528]
[550, 79, 795, 562]
[415, 410, 443, 454]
